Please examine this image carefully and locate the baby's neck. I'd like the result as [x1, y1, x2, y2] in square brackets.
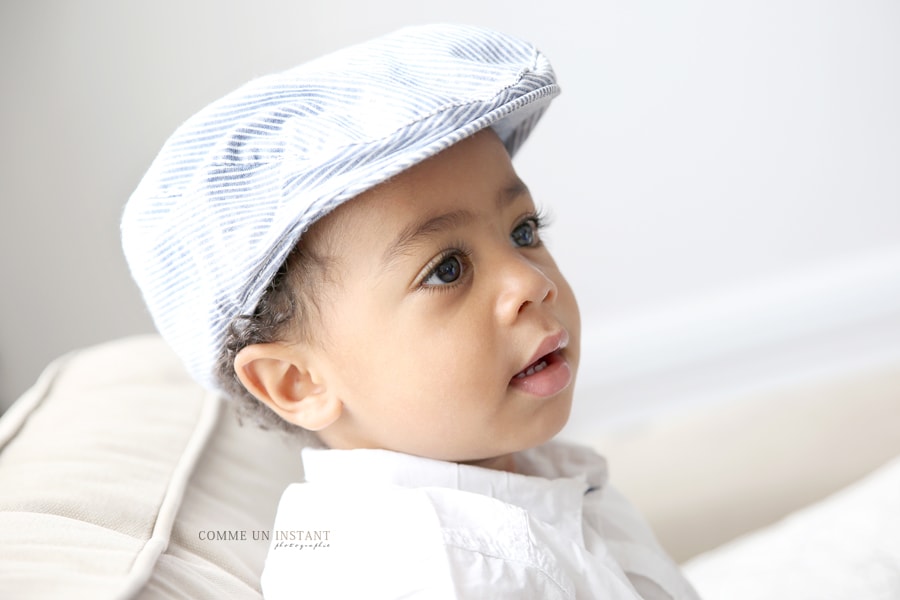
[463, 453, 516, 473]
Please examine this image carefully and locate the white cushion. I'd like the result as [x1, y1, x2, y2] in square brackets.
[0, 335, 305, 599]
[684, 454, 900, 599]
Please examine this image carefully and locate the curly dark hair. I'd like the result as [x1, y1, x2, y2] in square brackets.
[214, 242, 331, 434]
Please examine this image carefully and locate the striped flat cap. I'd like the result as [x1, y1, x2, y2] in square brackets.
[122, 23, 559, 390]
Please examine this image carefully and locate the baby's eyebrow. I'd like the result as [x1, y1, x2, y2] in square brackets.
[498, 178, 530, 210]
[381, 178, 531, 267]
[382, 209, 475, 267]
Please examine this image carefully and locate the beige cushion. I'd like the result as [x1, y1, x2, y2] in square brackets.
[0, 335, 305, 599]
[593, 362, 900, 562]
[2, 334, 898, 596]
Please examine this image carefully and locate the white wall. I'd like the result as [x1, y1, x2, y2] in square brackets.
[2, 1, 899, 434]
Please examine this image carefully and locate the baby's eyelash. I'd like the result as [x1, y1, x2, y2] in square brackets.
[417, 243, 472, 292]
[511, 206, 552, 248]
[528, 206, 552, 231]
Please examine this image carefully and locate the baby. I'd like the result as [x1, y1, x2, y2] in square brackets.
[123, 24, 700, 599]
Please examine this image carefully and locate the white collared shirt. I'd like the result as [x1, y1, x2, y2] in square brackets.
[261, 441, 700, 599]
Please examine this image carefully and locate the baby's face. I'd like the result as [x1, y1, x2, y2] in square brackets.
[309, 129, 580, 467]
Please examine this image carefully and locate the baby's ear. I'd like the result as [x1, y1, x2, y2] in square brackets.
[233, 343, 341, 431]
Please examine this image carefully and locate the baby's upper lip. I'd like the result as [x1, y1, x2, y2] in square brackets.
[518, 329, 569, 373]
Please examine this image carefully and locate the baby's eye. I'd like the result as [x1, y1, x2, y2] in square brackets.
[423, 254, 464, 286]
[511, 219, 540, 247]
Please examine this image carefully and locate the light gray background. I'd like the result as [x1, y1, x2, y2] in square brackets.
[2, 1, 899, 434]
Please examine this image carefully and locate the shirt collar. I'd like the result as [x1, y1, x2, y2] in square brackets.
[301, 446, 592, 541]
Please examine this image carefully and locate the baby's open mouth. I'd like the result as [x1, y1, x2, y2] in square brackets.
[508, 347, 572, 397]
[509, 330, 572, 396]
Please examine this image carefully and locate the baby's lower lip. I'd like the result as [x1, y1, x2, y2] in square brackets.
[509, 350, 572, 397]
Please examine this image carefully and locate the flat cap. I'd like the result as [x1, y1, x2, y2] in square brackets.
[122, 23, 559, 389]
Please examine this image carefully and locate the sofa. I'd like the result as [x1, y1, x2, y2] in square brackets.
[1, 335, 898, 598]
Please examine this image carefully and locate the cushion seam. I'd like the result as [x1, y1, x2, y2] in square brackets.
[113, 390, 223, 600]
[0, 351, 74, 451]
